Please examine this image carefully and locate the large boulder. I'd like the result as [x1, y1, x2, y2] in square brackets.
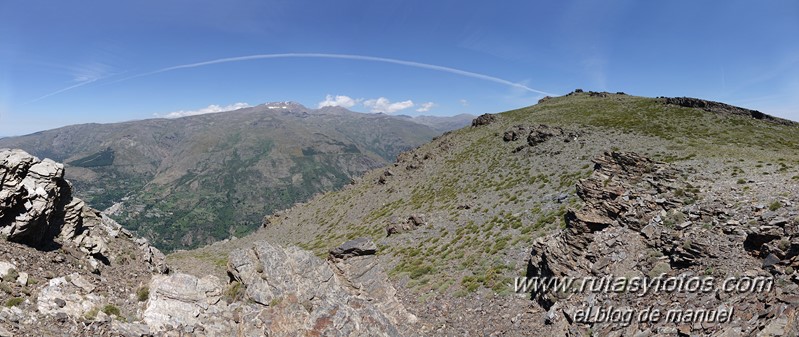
[0, 149, 65, 244]
[143, 273, 225, 331]
[471, 113, 496, 127]
[37, 273, 103, 318]
[227, 240, 415, 336]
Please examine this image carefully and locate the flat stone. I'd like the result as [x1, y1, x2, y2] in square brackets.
[329, 237, 378, 259]
[769, 217, 790, 227]
[27, 159, 63, 178]
[763, 253, 781, 268]
[111, 321, 152, 337]
[777, 294, 799, 304]
[69, 273, 96, 293]
[641, 224, 657, 239]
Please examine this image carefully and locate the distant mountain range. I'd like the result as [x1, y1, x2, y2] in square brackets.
[0, 102, 471, 251]
[395, 113, 475, 132]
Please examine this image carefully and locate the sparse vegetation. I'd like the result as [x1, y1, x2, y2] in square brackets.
[225, 281, 244, 303]
[137, 286, 150, 302]
[84, 307, 99, 320]
[102, 304, 121, 317]
[2, 268, 18, 282]
[5, 297, 23, 307]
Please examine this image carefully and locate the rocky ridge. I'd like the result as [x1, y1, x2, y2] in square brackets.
[122, 238, 417, 336]
[0, 149, 415, 336]
[527, 151, 799, 336]
[663, 97, 794, 126]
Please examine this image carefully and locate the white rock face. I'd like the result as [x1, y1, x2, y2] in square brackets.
[143, 273, 224, 330]
[37, 274, 103, 318]
[0, 261, 15, 280]
[139, 240, 417, 336]
[0, 149, 168, 274]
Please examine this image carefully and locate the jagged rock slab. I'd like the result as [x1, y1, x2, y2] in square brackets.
[143, 273, 224, 331]
[227, 240, 414, 336]
[329, 237, 377, 259]
[526, 151, 799, 336]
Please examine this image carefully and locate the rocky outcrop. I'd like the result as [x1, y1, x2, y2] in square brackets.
[471, 113, 496, 127]
[502, 124, 583, 153]
[0, 149, 65, 244]
[142, 273, 227, 332]
[0, 149, 167, 274]
[664, 97, 794, 125]
[377, 169, 394, 185]
[525, 151, 799, 336]
[219, 240, 416, 336]
[329, 237, 377, 259]
[101, 238, 418, 336]
[136, 237, 169, 274]
[37, 273, 103, 318]
[396, 151, 430, 171]
[386, 213, 427, 236]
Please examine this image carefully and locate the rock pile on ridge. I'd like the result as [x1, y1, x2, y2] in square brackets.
[526, 151, 799, 336]
[664, 97, 794, 125]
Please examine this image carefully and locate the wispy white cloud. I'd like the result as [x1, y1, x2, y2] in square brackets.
[318, 94, 360, 108]
[29, 62, 115, 103]
[363, 97, 414, 113]
[416, 102, 436, 112]
[459, 99, 469, 107]
[71, 62, 112, 83]
[156, 102, 250, 118]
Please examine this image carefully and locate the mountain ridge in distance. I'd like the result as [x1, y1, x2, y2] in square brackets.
[0, 102, 472, 251]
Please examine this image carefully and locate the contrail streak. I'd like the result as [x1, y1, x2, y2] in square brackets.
[29, 78, 99, 103]
[113, 53, 555, 96]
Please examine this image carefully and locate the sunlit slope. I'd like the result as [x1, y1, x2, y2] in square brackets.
[171, 92, 799, 296]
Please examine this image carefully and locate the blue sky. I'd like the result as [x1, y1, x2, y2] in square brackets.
[1, 1, 798, 136]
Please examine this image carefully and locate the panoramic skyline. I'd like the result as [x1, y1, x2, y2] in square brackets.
[1, 0, 798, 136]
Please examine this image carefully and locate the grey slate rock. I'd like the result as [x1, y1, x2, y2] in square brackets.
[329, 237, 378, 259]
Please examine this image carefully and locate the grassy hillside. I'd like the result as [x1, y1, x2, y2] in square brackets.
[171, 92, 799, 299]
[0, 103, 441, 251]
